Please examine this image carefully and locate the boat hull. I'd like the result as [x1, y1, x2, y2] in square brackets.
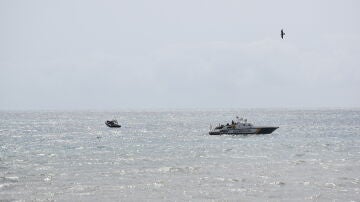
[105, 121, 121, 128]
[255, 127, 278, 134]
[209, 127, 278, 135]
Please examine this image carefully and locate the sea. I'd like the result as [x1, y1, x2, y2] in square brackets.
[0, 109, 359, 201]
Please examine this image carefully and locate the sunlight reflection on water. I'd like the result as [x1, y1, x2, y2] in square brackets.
[0, 109, 359, 201]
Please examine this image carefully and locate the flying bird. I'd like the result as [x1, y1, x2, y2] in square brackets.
[281, 29, 285, 39]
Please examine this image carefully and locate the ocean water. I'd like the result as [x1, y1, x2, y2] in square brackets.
[0, 109, 359, 201]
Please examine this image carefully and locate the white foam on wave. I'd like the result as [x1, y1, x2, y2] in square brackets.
[0, 183, 11, 189]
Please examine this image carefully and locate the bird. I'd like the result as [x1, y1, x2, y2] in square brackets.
[281, 29, 285, 39]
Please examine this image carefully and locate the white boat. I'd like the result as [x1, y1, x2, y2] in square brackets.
[209, 117, 278, 135]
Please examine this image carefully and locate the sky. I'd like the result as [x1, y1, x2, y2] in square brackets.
[0, 0, 359, 110]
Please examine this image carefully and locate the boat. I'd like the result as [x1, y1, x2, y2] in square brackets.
[105, 120, 121, 128]
[209, 117, 278, 135]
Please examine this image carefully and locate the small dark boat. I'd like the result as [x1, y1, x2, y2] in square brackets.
[105, 120, 121, 128]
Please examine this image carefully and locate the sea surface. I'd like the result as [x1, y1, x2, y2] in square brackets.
[0, 109, 359, 201]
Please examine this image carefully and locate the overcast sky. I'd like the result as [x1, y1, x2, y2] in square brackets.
[1, 0, 359, 110]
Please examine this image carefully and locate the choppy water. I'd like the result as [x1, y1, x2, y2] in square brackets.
[0, 109, 359, 201]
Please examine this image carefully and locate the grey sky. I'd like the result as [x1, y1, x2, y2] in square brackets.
[1, 0, 359, 110]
